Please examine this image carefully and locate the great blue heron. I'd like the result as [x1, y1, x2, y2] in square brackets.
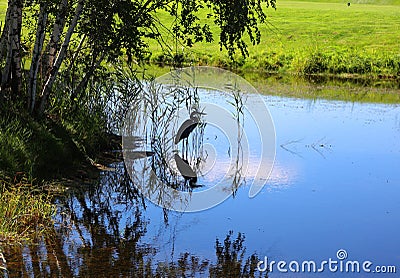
[174, 110, 206, 158]
[174, 153, 198, 187]
[175, 110, 206, 144]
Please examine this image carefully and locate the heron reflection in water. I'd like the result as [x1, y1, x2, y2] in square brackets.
[174, 153, 200, 187]
[174, 110, 206, 158]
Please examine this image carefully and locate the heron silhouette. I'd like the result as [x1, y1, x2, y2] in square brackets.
[174, 110, 206, 156]
[174, 153, 198, 187]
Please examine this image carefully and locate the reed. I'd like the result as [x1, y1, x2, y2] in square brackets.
[0, 178, 55, 244]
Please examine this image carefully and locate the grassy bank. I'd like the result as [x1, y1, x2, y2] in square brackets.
[0, 84, 121, 244]
[0, 111, 79, 181]
[0, 104, 97, 245]
[146, 0, 400, 78]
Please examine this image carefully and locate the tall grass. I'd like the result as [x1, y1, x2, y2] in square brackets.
[0, 179, 55, 243]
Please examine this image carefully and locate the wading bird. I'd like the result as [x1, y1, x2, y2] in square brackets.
[174, 153, 198, 187]
[174, 110, 206, 156]
[175, 110, 206, 144]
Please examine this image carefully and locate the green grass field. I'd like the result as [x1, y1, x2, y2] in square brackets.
[1, 0, 400, 76]
[148, 0, 400, 76]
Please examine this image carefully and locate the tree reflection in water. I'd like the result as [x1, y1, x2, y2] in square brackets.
[1, 165, 267, 277]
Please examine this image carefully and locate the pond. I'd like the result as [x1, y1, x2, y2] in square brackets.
[2, 69, 400, 277]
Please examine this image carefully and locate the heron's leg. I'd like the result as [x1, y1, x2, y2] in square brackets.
[183, 139, 185, 159]
[182, 139, 186, 159]
[185, 138, 189, 160]
[181, 140, 183, 157]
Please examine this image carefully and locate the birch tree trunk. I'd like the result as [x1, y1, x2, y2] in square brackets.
[38, 0, 85, 115]
[44, 0, 68, 77]
[1, 0, 23, 96]
[28, 3, 48, 112]
[1, 0, 15, 90]
[0, 1, 12, 61]
[10, 0, 23, 96]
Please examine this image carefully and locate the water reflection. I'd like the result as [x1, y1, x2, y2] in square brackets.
[2, 164, 267, 277]
[2, 81, 400, 277]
